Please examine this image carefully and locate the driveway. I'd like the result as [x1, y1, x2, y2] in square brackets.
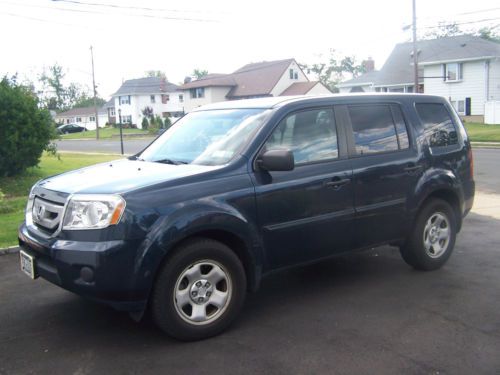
[1, 150, 499, 374]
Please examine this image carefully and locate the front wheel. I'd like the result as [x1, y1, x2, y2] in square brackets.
[400, 198, 457, 271]
[151, 238, 246, 341]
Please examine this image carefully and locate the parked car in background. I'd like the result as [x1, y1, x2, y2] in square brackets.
[19, 94, 474, 341]
[57, 123, 87, 134]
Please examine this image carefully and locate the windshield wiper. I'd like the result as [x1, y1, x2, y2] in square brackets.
[153, 158, 187, 165]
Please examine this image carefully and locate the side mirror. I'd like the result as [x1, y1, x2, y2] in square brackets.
[257, 149, 294, 171]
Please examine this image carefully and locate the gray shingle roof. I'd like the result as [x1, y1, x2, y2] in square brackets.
[55, 106, 106, 117]
[180, 58, 299, 98]
[113, 77, 179, 96]
[341, 35, 500, 87]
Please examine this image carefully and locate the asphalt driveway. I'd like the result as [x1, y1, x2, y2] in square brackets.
[1, 150, 500, 374]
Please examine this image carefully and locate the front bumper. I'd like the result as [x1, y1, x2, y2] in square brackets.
[18, 223, 147, 312]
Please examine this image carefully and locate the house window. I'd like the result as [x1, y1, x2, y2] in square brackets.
[190, 88, 205, 99]
[121, 115, 132, 123]
[161, 94, 170, 104]
[89, 116, 96, 122]
[120, 95, 131, 105]
[150, 95, 156, 103]
[294, 72, 298, 79]
[109, 108, 115, 117]
[451, 100, 465, 114]
[289, 69, 294, 79]
[76, 117, 82, 122]
[444, 63, 462, 82]
[179, 94, 184, 103]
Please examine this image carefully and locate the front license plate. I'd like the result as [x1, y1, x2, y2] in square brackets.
[20, 250, 37, 279]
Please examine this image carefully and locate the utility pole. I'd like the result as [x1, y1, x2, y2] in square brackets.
[412, 0, 419, 93]
[90, 45, 100, 140]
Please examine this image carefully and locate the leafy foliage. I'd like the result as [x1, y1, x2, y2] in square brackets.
[300, 50, 366, 92]
[0, 76, 57, 177]
[145, 70, 167, 79]
[141, 117, 149, 130]
[141, 106, 154, 120]
[192, 69, 209, 79]
[72, 96, 106, 109]
[422, 24, 500, 43]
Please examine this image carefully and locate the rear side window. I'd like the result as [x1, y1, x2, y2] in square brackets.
[415, 103, 458, 147]
[348, 104, 406, 155]
[264, 108, 338, 164]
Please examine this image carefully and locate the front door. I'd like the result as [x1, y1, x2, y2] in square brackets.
[252, 107, 354, 270]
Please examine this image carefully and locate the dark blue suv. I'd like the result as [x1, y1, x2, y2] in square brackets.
[19, 94, 474, 340]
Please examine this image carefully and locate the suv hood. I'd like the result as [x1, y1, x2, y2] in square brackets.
[38, 159, 218, 194]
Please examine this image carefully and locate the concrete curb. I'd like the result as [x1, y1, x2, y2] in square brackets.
[0, 246, 19, 256]
[471, 142, 500, 149]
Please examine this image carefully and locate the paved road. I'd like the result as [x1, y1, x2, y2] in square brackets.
[56, 138, 154, 155]
[1, 150, 499, 374]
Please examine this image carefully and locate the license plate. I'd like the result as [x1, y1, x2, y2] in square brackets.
[20, 250, 37, 279]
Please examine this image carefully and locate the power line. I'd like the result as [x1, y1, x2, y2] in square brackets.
[0, 11, 102, 30]
[50, 0, 227, 15]
[0, 0, 218, 22]
[420, 17, 500, 29]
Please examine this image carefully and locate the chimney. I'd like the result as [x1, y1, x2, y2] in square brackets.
[362, 57, 375, 72]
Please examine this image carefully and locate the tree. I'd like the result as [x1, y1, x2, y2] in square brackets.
[145, 70, 167, 79]
[141, 106, 154, 120]
[72, 96, 106, 109]
[477, 27, 500, 43]
[141, 117, 149, 130]
[192, 69, 209, 79]
[39, 64, 66, 110]
[422, 22, 462, 39]
[0, 76, 56, 177]
[300, 50, 366, 92]
[39, 64, 92, 111]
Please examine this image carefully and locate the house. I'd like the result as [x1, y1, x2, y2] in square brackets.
[112, 77, 184, 127]
[103, 98, 116, 124]
[180, 58, 331, 112]
[54, 106, 107, 130]
[339, 35, 500, 121]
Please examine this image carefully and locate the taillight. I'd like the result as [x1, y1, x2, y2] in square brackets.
[467, 148, 474, 179]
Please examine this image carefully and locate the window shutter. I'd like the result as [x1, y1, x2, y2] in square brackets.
[442, 64, 446, 81]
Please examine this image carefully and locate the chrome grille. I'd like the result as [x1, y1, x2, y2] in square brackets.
[32, 197, 64, 232]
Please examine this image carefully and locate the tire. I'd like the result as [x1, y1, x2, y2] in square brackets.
[151, 238, 247, 341]
[400, 198, 457, 271]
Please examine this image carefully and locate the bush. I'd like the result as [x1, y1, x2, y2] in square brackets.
[141, 117, 149, 130]
[0, 77, 56, 177]
[164, 116, 172, 130]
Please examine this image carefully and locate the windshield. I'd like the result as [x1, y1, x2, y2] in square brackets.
[138, 108, 271, 166]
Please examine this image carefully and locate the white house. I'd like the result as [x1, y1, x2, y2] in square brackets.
[339, 35, 500, 121]
[112, 77, 184, 128]
[180, 59, 331, 112]
[54, 106, 107, 130]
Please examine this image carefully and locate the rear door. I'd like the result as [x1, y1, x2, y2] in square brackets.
[339, 103, 421, 248]
[252, 107, 354, 269]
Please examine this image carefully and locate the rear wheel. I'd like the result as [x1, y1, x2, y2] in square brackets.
[400, 198, 457, 271]
[151, 238, 246, 341]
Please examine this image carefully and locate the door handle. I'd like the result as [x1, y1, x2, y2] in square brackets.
[403, 164, 422, 173]
[325, 178, 351, 189]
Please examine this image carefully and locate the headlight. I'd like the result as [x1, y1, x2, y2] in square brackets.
[62, 194, 126, 230]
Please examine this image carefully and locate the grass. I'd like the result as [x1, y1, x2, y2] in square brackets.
[0, 153, 119, 248]
[60, 127, 148, 140]
[464, 122, 500, 142]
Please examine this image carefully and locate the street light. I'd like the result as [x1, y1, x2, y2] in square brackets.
[118, 108, 124, 155]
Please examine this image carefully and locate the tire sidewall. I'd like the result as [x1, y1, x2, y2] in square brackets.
[152, 239, 246, 341]
[410, 199, 457, 270]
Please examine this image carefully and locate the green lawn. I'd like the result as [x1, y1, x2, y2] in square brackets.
[60, 127, 148, 139]
[0, 153, 119, 248]
[464, 122, 500, 142]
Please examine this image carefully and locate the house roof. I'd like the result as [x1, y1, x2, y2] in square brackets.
[55, 106, 106, 117]
[180, 58, 299, 98]
[280, 81, 324, 95]
[340, 35, 500, 88]
[103, 98, 114, 108]
[113, 77, 179, 96]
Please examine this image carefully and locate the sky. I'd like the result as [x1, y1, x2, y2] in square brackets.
[1, 0, 499, 99]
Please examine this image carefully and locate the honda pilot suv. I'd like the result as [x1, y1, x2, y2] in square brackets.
[19, 94, 474, 340]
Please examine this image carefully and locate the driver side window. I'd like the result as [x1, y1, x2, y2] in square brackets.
[265, 108, 338, 164]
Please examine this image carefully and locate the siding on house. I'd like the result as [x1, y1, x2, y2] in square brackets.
[489, 59, 500, 101]
[338, 84, 375, 93]
[270, 61, 308, 97]
[423, 61, 487, 115]
[183, 86, 232, 112]
[306, 82, 334, 95]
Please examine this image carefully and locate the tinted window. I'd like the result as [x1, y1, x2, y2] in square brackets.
[391, 105, 410, 149]
[265, 108, 338, 164]
[415, 103, 458, 147]
[348, 105, 399, 155]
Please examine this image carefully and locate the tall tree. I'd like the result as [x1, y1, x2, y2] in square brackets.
[192, 69, 209, 79]
[301, 50, 366, 92]
[39, 64, 66, 110]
